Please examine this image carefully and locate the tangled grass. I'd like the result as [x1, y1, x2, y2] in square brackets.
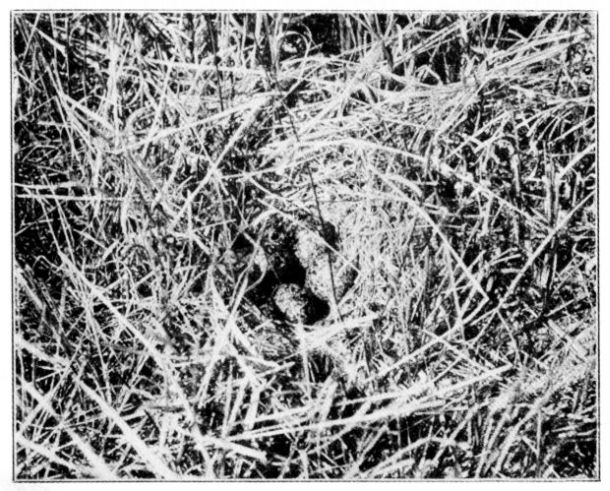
[13, 12, 596, 479]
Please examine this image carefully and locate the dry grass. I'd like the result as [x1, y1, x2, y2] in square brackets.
[13, 12, 596, 479]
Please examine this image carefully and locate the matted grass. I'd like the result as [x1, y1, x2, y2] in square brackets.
[13, 12, 596, 479]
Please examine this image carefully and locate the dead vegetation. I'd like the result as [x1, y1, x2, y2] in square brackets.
[13, 12, 596, 479]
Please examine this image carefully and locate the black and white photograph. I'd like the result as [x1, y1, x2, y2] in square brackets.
[11, 10, 598, 480]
